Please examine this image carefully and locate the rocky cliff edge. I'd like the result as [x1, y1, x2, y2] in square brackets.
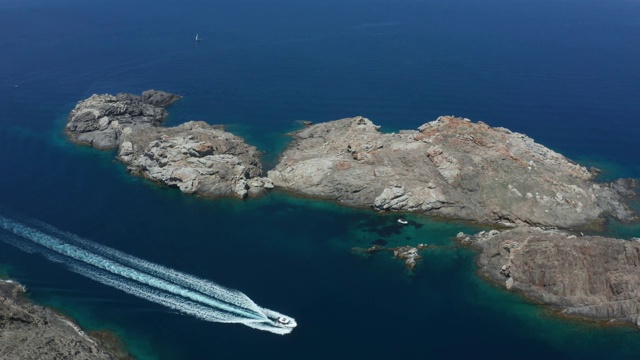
[463, 228, 640, 328]
[0, 280, 123, 359]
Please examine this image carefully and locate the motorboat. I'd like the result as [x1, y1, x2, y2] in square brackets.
[397, 218, 408, 224]
[275, 316, 296, 328]
[256, 307, 297, 333]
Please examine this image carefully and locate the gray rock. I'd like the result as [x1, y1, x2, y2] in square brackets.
[352, 244, 429, 272]
[472, 227, 640, 328]
[505, 277, 514, 290]
[141, 89, 182, 107]
[0, 280, 122, 359]
[269, 116, 636, 229]
[66, 91, 181, 149]
[610, 178, 637, 198]
[118, 121, 263, 199]
[262, 178, 275, 189]
[67, 91, 264, 199]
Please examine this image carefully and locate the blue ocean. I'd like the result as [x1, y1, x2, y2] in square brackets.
[1, 0, 640, 358]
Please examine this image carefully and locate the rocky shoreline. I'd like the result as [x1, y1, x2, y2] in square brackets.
[458, 228, 640, 328]
[66, 90, 181, 150]
[268, 115, 636, 229]
[0, 279, 126, 359]
[66, 90, 273, 198]
[66, 93, 637, 227]
[60, 91, 640, 332]
[117, 120, 271, 198]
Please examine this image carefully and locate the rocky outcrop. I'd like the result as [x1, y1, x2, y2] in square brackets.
[117, 121, 270, 198]
[67, 91, 270, 199]
[353, 244, 429, 272]
[0, 280, 123, 359]
[66, 90, 181, 149]
[463, 227, 640, 328]
[269, 116, 636, 228]
[139, 89, 182, 107]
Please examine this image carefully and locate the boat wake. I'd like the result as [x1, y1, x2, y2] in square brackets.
[0, 213, 296, 335]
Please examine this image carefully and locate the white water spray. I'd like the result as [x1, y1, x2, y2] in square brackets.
[0, 213, 297, 335]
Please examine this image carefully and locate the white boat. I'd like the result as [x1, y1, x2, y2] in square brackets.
[397, 218, 408, 225]
[275, 316, 296, 328]
[195, 33, 201, 42]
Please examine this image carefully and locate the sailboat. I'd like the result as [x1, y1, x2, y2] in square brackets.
[195, 33, 201, 42]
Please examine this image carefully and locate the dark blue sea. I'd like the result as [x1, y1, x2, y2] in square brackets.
[1, 0, 640, 358]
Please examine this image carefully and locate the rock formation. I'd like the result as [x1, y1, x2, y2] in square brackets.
[461, 227, 640, 328]
[118, 121, 271, 198]
[67, 91, 270, 198]
[63, 94, 640, 329]
[352, 244, 429, 272]
[0, 280, 122, 359]
[269, 116, 636, 228]
[66, 90, 181, 150]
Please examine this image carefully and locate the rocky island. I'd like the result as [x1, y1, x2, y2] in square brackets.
[66, 91, 272, 198]
[269, 115, 635, 228]
[0, 280, 123, 359]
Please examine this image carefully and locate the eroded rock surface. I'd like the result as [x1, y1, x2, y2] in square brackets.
[118, 121, 269, 198]
[466, 227, 640, 327]
[0, 280, 121, 359]
[269, 116, 636, 228]
[66, 90, 181, 149]
[67, 91, 269, 199]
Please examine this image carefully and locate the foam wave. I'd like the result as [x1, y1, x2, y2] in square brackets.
[0, 213, 296, 334]
[52, 225, 264, 313]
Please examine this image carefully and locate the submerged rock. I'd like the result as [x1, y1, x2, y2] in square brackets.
[0, 280, 122, 359]
[371, 238, 388, 246]
[468, 227, 640, 328]
[353, 243, 429, 272]
[269, 116, 636, 229]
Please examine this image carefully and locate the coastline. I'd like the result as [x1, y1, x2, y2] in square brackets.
[1, 0, 640, 357]
[0, 279, 130, 360]
[1, 90, 634, 356]
[460, 227, 640, 328]
[472, 255, 640, 334]
[59, 91, 640, 329]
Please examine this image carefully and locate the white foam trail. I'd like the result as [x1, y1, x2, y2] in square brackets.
[31, 246, 245, 323]
[2, 218, 265, 320]
[68, 263, 259, 324]
[51, 226, 264, 313]
[0, 214, 296, 334]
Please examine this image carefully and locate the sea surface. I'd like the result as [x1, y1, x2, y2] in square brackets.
[1, 0, 640, 358]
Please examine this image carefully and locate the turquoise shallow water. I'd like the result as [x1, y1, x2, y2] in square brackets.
[1, 0, 640, 359]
